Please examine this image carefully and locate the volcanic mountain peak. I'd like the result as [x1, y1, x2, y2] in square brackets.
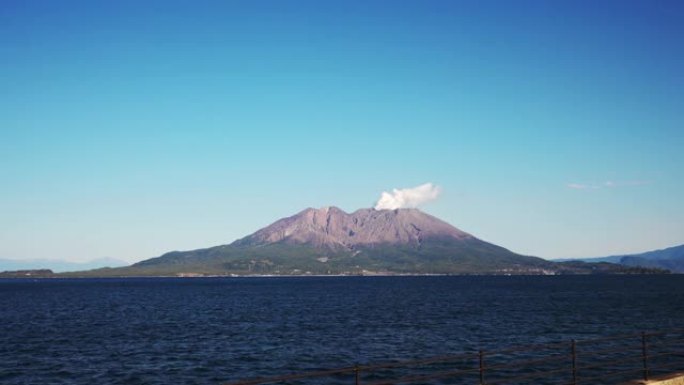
[233, 206, 473, 249]
[102, 205, 663, 277]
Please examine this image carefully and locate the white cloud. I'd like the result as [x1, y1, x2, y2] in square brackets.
[567, 180, 651, 190]
[374, 183, 441, 210]
[567, 183, 600, 190]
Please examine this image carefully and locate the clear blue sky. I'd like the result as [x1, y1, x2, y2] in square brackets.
[1, 0, 682, 263]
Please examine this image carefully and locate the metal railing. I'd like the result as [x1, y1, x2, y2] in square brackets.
[222, 329, 684, 385]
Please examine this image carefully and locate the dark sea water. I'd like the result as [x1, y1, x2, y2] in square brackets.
[1, 275, 684, 385]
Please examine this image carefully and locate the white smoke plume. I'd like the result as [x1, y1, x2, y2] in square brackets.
[374, 183, 442, 210]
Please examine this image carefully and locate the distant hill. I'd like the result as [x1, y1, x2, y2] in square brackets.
[0, 257, 128, 273]
[613, 245, 684, 273]
[0, 269, 54, 278]
[560, 244, 684, 273]
[67, 207, 664, 277]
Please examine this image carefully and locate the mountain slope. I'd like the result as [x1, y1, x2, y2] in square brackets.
[112, 207, 553, 275]
[232, 207, 472, 249]
[615, 245, 684, 272]
[565, 244, 684, 273]
[67, 207, 666, 277]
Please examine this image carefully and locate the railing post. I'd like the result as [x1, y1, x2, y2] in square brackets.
[571, 339, 577, 385]
[354, 365, 360, 385]
[479, 350, 485, 385]
[642, 332, 650, 382]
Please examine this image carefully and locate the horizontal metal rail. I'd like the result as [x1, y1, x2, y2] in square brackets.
[356, 352, 477, 371]
[482, 354, 569, 372]
[575, 331, 646, 344]
[576, 344, 641, 357]
[649, 360, 684, 371]
[576, 367, 644, 383]
[574, 328, 684, 345]
[575, 354, 644, 371]
[226, 366, 358, 385]
[222, 328, 684, 385]
[648, 337, 684, 349]
[366, 367, 480, 385]
[493, 339, 572, 354]
[649, 351, 684, 360]
[485, 366, 573, 385]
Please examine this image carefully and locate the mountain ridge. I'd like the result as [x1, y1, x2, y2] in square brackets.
[131, 206, 535, 274]
[0, 257, 128, 273]
[73, 206, 665, 277]
[232, 206, 473, 250]
[566, 244, 684, 273]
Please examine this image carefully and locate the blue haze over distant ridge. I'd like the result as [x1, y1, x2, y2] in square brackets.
[558, 244, 684, 272]
[0, 258, 128, 273]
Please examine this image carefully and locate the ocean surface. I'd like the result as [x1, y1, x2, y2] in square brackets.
[1, 275, 684, 384]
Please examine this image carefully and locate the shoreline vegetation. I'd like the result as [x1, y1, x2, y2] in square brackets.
[0, 264, 671, 279]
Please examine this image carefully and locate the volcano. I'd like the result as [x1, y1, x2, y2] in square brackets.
[126, 207, 556, 275]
